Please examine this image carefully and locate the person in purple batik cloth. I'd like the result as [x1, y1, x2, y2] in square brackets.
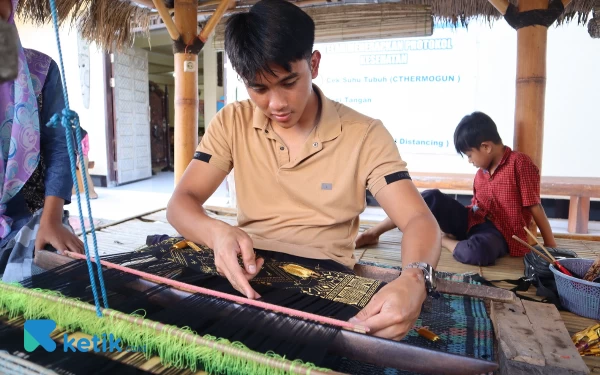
[0, 0, 84, 283]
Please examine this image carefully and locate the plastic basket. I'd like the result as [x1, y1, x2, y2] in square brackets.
[550, 258, 600, 320]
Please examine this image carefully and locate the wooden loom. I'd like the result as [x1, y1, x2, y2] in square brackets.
[7, 0, 597, 373]
[13, 247, 509, 375]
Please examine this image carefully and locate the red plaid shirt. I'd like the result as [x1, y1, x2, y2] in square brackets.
[467, 147, 541, 257]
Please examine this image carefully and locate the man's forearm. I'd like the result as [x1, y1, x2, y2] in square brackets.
[166, 193, 230, 249]
[398, 213, 441, 268]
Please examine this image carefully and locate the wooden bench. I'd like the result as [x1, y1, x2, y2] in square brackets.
[410, 172, 600, 235]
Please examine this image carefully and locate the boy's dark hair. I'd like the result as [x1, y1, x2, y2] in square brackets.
[224, 0, 315, 84]
[453, 111, 503, 155]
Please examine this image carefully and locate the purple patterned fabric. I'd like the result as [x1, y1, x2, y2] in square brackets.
[0, 0, 51, 238]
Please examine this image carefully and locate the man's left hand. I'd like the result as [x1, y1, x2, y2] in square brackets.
[349, 269, 426, 340]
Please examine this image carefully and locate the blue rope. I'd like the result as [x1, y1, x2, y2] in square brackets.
[47, 0, 109, 316]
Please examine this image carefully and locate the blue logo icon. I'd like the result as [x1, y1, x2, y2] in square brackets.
[24, 320, 57, 352]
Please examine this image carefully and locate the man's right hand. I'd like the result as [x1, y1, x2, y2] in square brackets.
[211, 223, 265, 299]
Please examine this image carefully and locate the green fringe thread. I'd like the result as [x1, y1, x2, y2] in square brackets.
[0, 281, 332, 375]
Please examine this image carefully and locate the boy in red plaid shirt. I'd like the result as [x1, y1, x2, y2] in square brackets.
[356, 112, 557, 266]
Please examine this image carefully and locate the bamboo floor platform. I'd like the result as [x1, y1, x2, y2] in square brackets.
[74, 206, 600, 374]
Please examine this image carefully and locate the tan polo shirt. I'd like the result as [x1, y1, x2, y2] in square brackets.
[195, 85, 409, 268]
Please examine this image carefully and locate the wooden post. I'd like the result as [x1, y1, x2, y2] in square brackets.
[568, 196, 590, 234]
[173, 0, 199, 184]
[513, 0, 549, 240]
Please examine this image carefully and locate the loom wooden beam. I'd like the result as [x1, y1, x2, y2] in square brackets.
[32, 250, 498, 375]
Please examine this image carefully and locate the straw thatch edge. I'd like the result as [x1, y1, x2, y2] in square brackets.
[16, 0, 599, 51]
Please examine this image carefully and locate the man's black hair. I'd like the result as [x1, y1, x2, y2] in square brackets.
[224, 0, 315, 83]
[453, 111, 503, 155]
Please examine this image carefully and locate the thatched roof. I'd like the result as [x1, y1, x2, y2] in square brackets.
[16, 0, 599, 51]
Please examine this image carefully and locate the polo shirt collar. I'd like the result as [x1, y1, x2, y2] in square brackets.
[251, 84, 342, 143]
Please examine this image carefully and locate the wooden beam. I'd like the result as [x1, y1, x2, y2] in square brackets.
[151, 0, 181, 40]
[568, 196, 590, 234]
[199, 0, 233, 42]
[174, 0, 200, 184]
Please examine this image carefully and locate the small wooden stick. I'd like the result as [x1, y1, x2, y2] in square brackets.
[523, 227, 555, 262]
[583, 255, 600, 282]
[151, 0, 181, 40]
[511, 235, 553, 263]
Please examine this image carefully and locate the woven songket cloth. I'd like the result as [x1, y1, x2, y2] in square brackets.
[143, 236, 496, 374]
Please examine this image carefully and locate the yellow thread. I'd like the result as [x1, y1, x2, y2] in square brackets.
[185, 241, 203, 252]
[279, 264, 318, 279]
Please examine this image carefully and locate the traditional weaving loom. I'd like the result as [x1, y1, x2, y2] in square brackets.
[1, 236, 506, 375]
[6, 0, 594, 371]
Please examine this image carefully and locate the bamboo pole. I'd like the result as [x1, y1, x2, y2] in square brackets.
[514, 0, 549, 239]
[514, 0, 548, 170]
[199, 0, 233, 42]
[173, 0, 199, 184]
[151, 0, 180, 40]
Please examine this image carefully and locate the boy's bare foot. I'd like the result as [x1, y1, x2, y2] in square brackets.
[441, 234, 459, 254]
[355, 229, 380, 248]
[443, 233, 456, 240]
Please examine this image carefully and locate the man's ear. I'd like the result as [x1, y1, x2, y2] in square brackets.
[310, 50, 322, 79]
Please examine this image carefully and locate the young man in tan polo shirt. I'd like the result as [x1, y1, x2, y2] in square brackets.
[167, 0, 441, 341]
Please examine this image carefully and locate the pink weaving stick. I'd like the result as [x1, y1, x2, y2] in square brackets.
[64, 251, 369, 333]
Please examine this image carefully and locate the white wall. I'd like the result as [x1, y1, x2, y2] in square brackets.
[15, 19, 110, 176]
[225, 19, 600, 178]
